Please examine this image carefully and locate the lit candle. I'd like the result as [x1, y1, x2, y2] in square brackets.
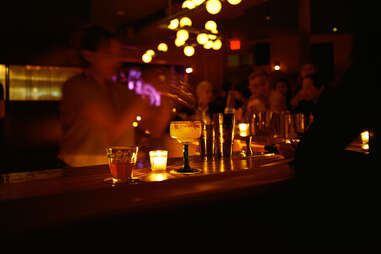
[149, 150, 168, 170]
[361, 131, 369, 150]
[238, 123, 250, 137]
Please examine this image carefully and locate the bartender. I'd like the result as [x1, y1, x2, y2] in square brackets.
[59, 25, 150, 167]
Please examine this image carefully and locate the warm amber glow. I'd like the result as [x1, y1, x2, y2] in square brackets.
[132, 121, 138, 127]
[194, 0, 206, 5]
[227, 0, 242, 5]
[176, 29, 189, 41]
[136, 116, 142, 121]
[185, 67, 193, 74]
[184, 46, 195, 56]
[361, 131, 369, 150]
[206, 0, 222, 15]
[274, 64, 281, 71]
[203, 40, 213, 49]
[205, 20, 217, 31]
[172, 108, 177, 113]
[175, 38, 186, 47]
[170, 121, 202, 143]
[157, 42, 168, 52]
[361, 131, 369, 143]
[208, 34, 217, 40]
[149, 150, 168, 170]
[238, 123, 250, 137]
[212, 39, 222, 50]
[142, 54, 152, 63]
[196, 33, 209, 45]
[182, 0, 195, 9]
[168, 19, 179, 30]
[180, 17, 192, 27]
[146, 49, 155, 56]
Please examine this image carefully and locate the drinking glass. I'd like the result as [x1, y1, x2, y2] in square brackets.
[238, 122, 253, 157]
[170, 121, 202, 174]
[104, 146, 139, 185]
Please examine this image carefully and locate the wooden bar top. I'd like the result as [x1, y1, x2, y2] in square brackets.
[0, 153, 294, 234]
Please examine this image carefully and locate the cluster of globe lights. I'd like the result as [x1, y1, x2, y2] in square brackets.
[141, 0, 242, 63]
[183, 0, 242, 15]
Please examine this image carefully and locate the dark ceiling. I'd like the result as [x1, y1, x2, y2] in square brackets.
[1, 0, 356, 64]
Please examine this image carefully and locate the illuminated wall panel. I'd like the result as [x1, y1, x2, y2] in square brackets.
[8, 65, 81, 101]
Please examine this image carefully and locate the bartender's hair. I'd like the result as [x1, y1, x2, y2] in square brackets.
[78, 25, 117, 66]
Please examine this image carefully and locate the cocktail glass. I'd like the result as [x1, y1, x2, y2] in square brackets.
[170, 121, 202, 174]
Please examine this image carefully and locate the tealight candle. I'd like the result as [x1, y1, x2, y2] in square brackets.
[361, 131, 369, 150]
[238, 123, 250, 137]
[149, 150, 168, 170]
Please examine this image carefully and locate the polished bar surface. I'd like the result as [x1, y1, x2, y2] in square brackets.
[0, 154, 293, 234]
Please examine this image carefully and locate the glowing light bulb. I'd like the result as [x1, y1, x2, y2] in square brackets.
[146, 49, 155, 56]
[208, 34, 217, 40]
[132, 121, 138, 127]
[157, 43, 168, 52]
[175, 38, 186, 47]
[212, 39, 222, 50]
[196, 33, 209, 45]
[182, 0, 195, 9]
[193, 0, 206, 6]
[206, 0, 222, 15]
[184, 46, 195, 57]
[227, 0, 242, 5]
[180, 17, 192, 27]
[136, 116, 142, 121]
[274, 64, 281, 71]
[176, 29, 189, 41]
[142, 54, 152, 63]
[205, 20, 217, 31]
[203, 40, 213, 49]
[168, 19, 179, 30]
[185, 67, 193, 74]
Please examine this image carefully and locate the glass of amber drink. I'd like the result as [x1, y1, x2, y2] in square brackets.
[104, 146, 139, 185]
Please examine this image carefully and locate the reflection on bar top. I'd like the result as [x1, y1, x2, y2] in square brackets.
[0, 153, 286, 185]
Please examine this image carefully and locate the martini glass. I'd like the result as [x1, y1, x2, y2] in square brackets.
[170, 121, 202, 174]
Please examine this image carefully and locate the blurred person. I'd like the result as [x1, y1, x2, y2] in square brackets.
[269, 78, 291, 112]
[290, 73, 325, 126]
[292, 62, 317, 94]
[59, 25, 152, 167]
[191, 80, 214, 123]
[247, 69, 272, 113]
[272, 14, 377, 247]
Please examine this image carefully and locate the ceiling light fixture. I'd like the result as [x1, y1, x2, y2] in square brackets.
[206, 0, 222, 15]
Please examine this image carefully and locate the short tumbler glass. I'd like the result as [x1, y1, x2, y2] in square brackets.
[104, 146, 139, 185]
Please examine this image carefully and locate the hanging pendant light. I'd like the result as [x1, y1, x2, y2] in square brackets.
[157, 43, 168, 52]
[227, 0, 242, 5]
[180, 17, 192, 27]
[206, 0, 222, 15]
[184, 46, 195, 56]
[197, 33, 209, 45]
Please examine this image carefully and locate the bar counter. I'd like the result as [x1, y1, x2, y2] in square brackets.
[0, 153, 294, 246]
